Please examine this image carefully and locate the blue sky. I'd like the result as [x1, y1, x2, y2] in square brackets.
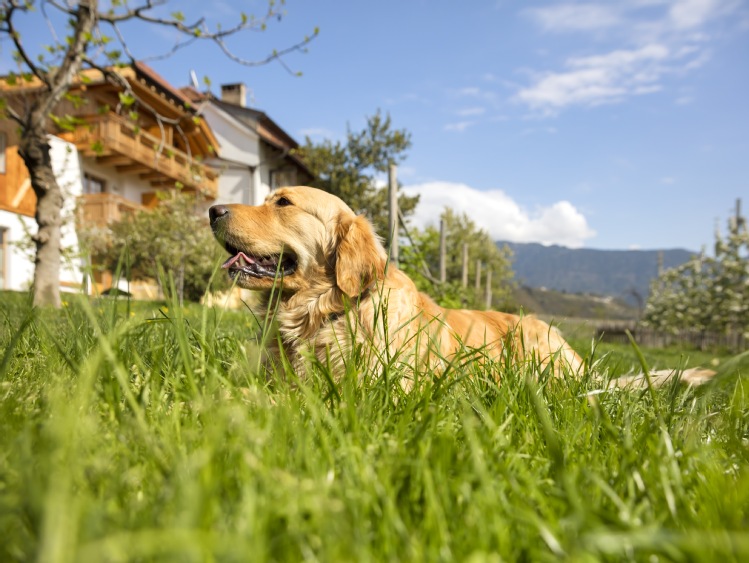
[4, 0, 748, 250]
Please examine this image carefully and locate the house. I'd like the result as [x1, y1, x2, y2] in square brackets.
[1, 62, 219, 294]
[180, 82, 313, 207]
[0, 63, 310, 296]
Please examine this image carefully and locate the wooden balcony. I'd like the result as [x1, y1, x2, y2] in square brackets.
[69, 114, 218, 198]
[77, 193, 145, 228]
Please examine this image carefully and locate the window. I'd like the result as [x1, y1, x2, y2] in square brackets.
[83, 173, 106, 194]
[0, 228, 6, 289]
[0, 132, 6, 174]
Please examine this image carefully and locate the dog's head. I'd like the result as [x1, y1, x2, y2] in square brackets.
[209, 186, 387, 297]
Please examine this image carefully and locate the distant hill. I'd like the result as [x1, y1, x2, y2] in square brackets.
[512, 286, 640, 320]
[499, 242, 695, 306]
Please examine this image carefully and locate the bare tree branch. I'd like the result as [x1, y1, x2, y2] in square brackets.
[213, 33, 316, 72]
[97, 0, 319, 74]
[2, 99, 23, 125]
[110, 19, 200, 63]
[36, 1, 96, 124]
[3, 3, 49, 86]
[40, 0, 61, 43]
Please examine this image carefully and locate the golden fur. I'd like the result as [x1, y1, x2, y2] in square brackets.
[210, 186, 583, 388]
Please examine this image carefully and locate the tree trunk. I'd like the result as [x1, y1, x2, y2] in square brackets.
[12, 2, 96, 308]
[19, 125, 63, 308]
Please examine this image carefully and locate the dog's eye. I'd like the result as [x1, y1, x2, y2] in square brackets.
[275, 196, 293, 207]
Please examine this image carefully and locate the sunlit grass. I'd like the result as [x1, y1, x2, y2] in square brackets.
[0, 290, 747, 561]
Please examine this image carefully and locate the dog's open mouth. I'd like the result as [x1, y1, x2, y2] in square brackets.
[222, 244, 297, 278]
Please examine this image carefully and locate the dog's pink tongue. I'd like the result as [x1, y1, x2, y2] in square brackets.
[222, 252, 255, 269]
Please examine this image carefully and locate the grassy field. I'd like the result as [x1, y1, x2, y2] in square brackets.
[1, 290, 747, 562]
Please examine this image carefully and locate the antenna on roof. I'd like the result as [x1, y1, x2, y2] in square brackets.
[190, 70, 200, 90]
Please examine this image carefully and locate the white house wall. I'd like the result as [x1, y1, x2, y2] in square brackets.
[53, 136, 87, 291]
[212, 163, 253, 205]
[1, 136, 85, 292]
[202, 104, 260, 167]
[200, 103, 281, 207]
[0, 210, 35, 291]
[254, 166, 269, 204]
[80, 156, 154, 203]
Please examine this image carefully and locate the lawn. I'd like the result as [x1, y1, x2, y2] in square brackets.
[1, 290, 747, 561]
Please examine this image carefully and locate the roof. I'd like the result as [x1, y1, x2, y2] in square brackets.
[131, 61, 196, 109]
[180, 87, 312, 176]
[0, 61, 219, 153]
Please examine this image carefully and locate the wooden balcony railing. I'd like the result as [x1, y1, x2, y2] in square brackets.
[70, 114, 218, 197]
[77, 192, 145, 228]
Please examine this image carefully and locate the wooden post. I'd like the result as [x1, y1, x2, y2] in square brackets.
[736, 198, 744, 231]
[475, 260, 482, 292]
[388, 163, 399, 266]
[439, 218, 447, 283]
[461, 243, 468, 287]
[485, 269, 492, 309]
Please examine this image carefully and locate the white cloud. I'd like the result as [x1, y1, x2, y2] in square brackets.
[526, 0, 735, 34]
[451, 86, 497, 102]
[456, 87, 482, 97]
[521, 126, 558, 135]
[515, 0, 740, 113]
[444, 121, 476, 132]
[524, 4, 624, 32]
[515, 43, 672, 110]
[402, 182, 596, 248]
[670, 0, 724, 29]
[456, 106, 486, 117]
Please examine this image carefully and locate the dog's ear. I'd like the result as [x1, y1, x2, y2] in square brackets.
[335, 214, 387, 297]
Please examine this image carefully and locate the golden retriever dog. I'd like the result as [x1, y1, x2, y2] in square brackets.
[209, 186, 583, 388]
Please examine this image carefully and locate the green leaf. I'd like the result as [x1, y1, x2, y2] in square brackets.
[49, 113, 86, 132]
[118, 92, 136, 107]
[64, 92, 87, 109]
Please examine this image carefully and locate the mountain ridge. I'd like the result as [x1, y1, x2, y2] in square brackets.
[498, 241, 696, 304]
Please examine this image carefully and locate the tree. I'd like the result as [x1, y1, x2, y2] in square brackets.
[400, 208, 515, 310]
[80, 189, 230, 303]
[296, 110, 419, 238]
[643, 202, 748, 335]
[0, 0, 317, 307]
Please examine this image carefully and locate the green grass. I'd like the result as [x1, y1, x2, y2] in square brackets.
[1, 290, 747, 562]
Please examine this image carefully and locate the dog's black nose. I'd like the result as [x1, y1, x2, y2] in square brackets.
[209, 205, 229, 225]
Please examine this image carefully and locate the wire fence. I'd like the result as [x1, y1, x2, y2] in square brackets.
[595, 322, 748, 352]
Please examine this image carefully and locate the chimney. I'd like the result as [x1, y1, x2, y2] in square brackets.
[221, 83, 247, 107]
